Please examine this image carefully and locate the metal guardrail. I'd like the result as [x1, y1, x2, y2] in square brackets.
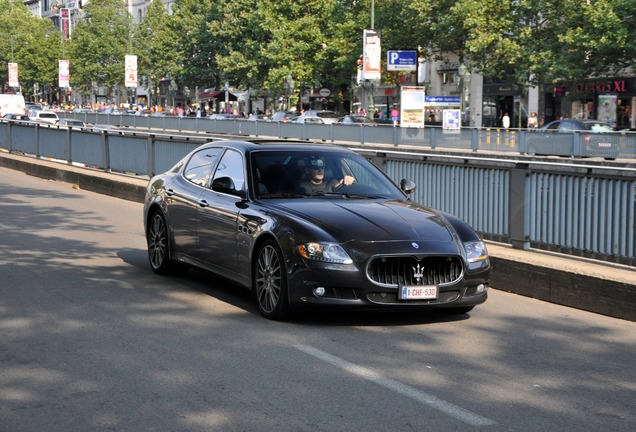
[1, 118, 634, 267]
[61, 112, 636, 158]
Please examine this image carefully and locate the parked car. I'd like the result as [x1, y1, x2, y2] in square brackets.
[101, 107, 129, 115]
[28, 110, 59, 124]
[338, 115, 377, 126]
[300, 110, 340, 124]
[294, 115, 325, 124]
[2, 113, 30, 121]
[247, 114, 269, 121]
[58, 119, 86, 128]
[143, 141, 490, 320]
[270, 111, 296, 122]
[25, 104, 44, 112]
[526, 119, 620, 159]
[72, 107, 95, 114]
[209, 113, 244, 120]
[91, 124, 119, 134]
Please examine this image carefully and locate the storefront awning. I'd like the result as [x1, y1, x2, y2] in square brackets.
[198, 91, 237, 102]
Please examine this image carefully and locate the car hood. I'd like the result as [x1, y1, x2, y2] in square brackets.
[267, 198, 456, 245]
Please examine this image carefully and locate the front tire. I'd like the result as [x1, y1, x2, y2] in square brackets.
[147, 211, 173, 274]
[254, 240, 290, 320]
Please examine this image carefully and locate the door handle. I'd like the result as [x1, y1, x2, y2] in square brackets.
[198, 199, 209, 207]
[165, 188, 175, 196]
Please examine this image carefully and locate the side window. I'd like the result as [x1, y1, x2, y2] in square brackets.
[183, 147, 223, 186]
[212, 149, 245, 194]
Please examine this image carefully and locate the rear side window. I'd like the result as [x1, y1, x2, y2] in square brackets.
[183, 147, 223, 186]
[212, 149, 245, 193]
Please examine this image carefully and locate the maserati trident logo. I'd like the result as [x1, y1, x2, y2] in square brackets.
[412, 263, 425, 284]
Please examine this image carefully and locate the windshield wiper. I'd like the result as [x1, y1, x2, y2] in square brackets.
[259, 192, 307, 198]
[322, 192, 386, 199]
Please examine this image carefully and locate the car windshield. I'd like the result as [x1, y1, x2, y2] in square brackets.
[251, 150, 405, 199]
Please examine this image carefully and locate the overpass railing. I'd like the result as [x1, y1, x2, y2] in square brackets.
[1, 119, 634, 267]
[59, 112, 636, 159]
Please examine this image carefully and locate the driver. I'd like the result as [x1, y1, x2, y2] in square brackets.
[299, 156, 355, 194]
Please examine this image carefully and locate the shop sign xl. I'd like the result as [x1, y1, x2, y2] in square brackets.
[573, 79, 628, 94]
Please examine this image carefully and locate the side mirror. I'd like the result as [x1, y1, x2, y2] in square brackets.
[212, 176, 235, 193]
[400, 179, 417, 194]
[212, 176, 246, 198]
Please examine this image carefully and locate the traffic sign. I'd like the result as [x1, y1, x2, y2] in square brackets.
[387, 50, 417, 71]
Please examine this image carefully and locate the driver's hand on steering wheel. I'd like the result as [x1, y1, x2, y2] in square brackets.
[338, 175, 355, 187]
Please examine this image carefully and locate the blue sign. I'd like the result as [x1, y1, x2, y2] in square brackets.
[425, 96, 460, 106]
[387, 50, 417, 71]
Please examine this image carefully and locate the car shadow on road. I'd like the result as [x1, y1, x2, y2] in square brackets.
[292, 308, 472, 327]
[118, 248, 473, 327]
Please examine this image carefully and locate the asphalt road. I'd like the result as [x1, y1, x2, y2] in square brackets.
[1, 166, 635, 432]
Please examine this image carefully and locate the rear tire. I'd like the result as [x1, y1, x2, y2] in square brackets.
[147, 211, 173, 274]
[253, 240, 290, 320]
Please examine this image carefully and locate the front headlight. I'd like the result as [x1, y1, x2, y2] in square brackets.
[465, 240, 489, 263]
[297, 242, 353, 264]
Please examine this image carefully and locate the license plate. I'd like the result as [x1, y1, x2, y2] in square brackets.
[399, 285, 437, 300]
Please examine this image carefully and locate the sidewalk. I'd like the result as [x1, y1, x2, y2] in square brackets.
[2, 150, 635, 321]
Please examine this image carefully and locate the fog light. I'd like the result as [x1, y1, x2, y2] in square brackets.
[476, 284, 488, 293]
[313, 287, 326, 297]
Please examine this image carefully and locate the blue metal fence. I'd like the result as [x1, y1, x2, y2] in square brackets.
[1, 119, 634, 266]
[58, 112, 636, 158]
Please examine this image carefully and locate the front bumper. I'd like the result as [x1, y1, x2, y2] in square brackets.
[287, 263, 489, 310]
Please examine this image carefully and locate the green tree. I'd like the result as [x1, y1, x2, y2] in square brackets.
[408, 0, 636, 87]
[0, 0, 62, 98]
[68, 0, 134, 101]
[208, 0, 268, 92]
[134, 0, 179, 106]
[170, 0, 221, 90]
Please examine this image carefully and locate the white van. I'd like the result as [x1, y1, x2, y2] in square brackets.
[0, 94, 26, 117]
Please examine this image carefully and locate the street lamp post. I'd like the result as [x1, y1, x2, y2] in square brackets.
[285, 75, 295, 111]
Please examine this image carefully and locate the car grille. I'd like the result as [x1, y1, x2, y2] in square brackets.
[367, 255, 463, 287]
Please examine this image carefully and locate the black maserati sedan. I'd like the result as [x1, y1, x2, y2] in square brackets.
[143, 140, 490, 320]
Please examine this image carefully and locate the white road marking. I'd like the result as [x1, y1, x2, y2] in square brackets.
[295, 344, 496, 427]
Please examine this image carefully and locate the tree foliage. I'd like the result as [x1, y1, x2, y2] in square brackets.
[0, 0, 62, 94]
[408, 0, 636, 86]
[3, 0, 636, 103]
[68, 0, 134, 98]
[133, 0, 178, 104]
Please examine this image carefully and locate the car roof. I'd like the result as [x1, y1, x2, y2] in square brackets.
[197, 139, 353, 155]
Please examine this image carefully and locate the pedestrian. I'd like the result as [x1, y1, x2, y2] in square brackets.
[502, 112, 510, 129]
[391, 107, 399, 126]
[527, 112, 538, 129]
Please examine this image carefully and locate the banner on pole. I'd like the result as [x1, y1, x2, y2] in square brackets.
[362, 29, 381, 81]
[59, 60, 70, 88]
[125, 55, 138, 88]
[8, 63, 18, 87]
